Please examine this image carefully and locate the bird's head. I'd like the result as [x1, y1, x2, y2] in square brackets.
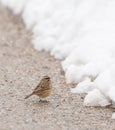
[43, 75, 51, 81]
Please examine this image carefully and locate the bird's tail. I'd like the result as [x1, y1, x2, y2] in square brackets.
[24, 93, 33, 99]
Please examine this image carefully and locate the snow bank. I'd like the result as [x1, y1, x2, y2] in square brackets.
[1, 0, 115, 109]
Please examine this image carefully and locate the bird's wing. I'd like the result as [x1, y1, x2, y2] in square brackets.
[34, 84, 42, 92]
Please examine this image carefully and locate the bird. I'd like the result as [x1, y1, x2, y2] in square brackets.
[25, 75, 52, 101]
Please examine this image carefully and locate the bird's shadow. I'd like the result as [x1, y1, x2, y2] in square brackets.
[25, 98, 52, 107]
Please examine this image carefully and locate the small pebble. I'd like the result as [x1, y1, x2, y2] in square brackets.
[112, 113, 115, 119]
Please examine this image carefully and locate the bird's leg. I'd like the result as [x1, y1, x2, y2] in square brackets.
[39, 98, 42, 102]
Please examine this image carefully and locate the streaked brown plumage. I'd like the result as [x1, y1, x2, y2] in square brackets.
[25, 76, 52, 100]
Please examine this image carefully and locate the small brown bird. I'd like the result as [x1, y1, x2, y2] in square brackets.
[25, 76, 52, 100]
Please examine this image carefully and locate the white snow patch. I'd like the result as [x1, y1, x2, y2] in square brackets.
[84, 89, 111, 107]
[71, 78, 94, 94]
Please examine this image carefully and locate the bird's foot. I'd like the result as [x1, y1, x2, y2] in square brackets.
[39, 99, 49, 103]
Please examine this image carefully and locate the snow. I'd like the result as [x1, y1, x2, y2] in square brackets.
[1, 0, 115, 113]
[71, 77, 94, 94]
[84, 89, 111, 107]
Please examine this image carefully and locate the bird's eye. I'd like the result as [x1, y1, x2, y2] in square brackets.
[46, 78, 50, 81]
[44, 76, 50, 81]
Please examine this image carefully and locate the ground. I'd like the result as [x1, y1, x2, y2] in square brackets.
[0, 3, 115, 130]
